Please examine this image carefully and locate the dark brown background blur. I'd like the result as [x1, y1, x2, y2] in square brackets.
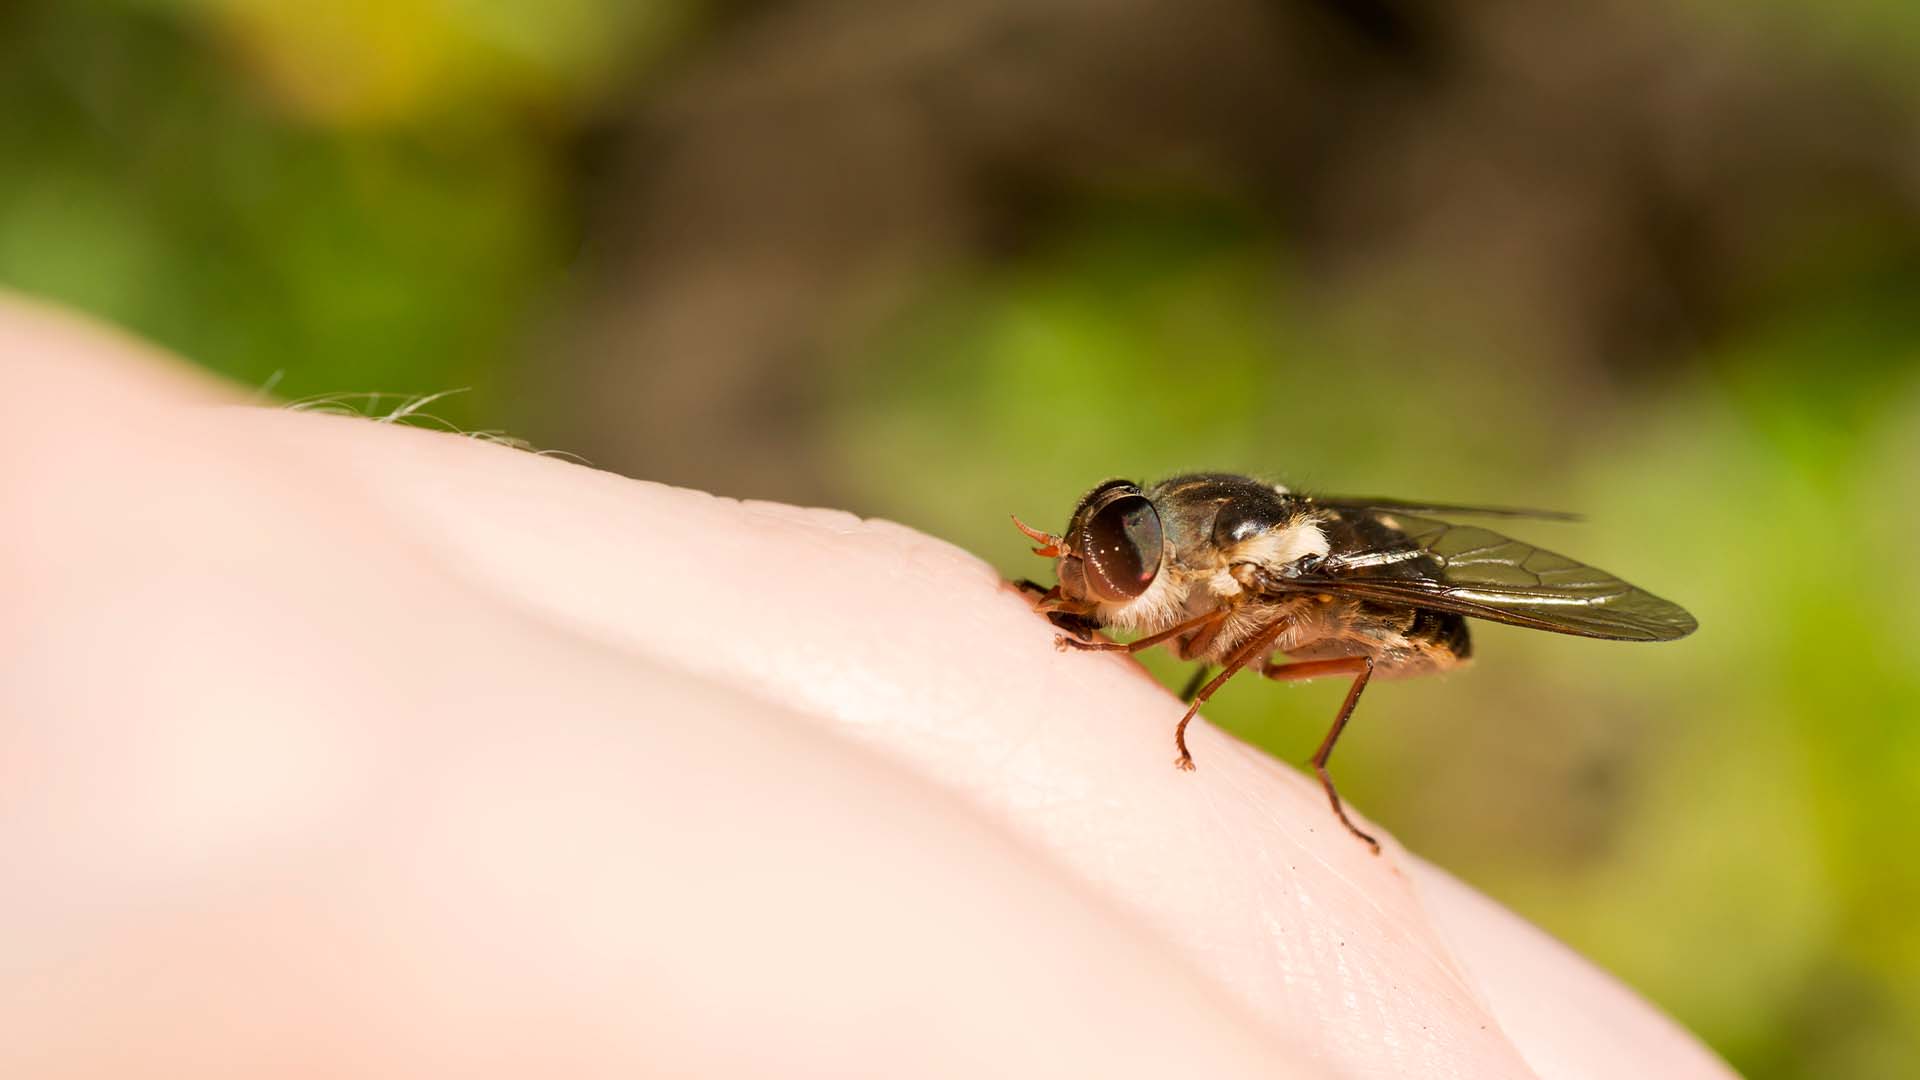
[5, 3, 1918, 1075]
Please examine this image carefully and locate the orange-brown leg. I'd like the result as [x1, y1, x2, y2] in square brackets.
[1170, 621, 1289, 771]
[1261, 655, 1380, 854]
[1056, 609, 1226, 656]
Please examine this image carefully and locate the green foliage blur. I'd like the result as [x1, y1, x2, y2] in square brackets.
[5, 2, 1918, 1076]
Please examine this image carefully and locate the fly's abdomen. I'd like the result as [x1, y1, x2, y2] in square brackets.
[1405, 608, 1472, 667]
[1281, 600, 1471, 677]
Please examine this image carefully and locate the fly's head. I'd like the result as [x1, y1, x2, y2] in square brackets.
[1013, 479, 1194, 635]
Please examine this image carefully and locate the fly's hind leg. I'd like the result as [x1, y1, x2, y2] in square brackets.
[1177, 665, 1211, 703]
[1260, 655, 1380, 854]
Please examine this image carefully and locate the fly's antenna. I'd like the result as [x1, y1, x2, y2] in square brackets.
[1011, 515, 1070, 557]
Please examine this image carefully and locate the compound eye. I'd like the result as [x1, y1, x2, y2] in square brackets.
[1078, 494, 1164, 602]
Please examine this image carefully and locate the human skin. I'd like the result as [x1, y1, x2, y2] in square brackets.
[0, 296, 1737, 1078]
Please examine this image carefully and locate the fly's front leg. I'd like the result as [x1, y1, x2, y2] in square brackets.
[1013, 579, 1100, 642]
[1054, 609, 1225, 656]
[1260, 654, 1380, 854]
[1013, 578, 1051, 599]
[1049, 612, 1101, 641]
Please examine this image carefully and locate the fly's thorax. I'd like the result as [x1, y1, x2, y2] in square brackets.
[1179, 511, 1333, 606]
[1147, 473, 1329, 574]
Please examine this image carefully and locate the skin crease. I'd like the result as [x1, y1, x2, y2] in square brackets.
[0, 296, 1738, 1079]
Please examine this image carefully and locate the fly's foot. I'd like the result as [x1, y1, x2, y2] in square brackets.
[1340, 816, 1382, 855]
[1174, 753, 1196, 772]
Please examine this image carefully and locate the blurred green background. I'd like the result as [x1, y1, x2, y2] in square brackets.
[5, 2, 1918, 1074]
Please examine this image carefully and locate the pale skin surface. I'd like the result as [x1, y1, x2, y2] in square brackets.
[0, 296, 1738, 1078]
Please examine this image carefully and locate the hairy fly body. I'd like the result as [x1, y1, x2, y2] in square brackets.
[1014, 473, 1696, 853]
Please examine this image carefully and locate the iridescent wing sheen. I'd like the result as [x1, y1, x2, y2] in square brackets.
[1270, 510, 1697, 642]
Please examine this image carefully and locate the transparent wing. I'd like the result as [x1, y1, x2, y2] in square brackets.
[1274, 510, 1697, 642]
[1307, 494, 1582, 522]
